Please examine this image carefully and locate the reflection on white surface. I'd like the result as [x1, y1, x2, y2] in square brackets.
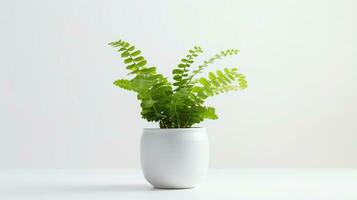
[1, 170, 356, 200]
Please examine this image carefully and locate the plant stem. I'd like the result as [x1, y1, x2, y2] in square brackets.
[174, 104, 180, 128]
[152, 104, 166, 128]
[183, 115, 191, 128]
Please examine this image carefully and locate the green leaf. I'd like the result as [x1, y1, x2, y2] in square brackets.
[137, 60, 147, 67]
[127, 69, 139, 75]
[141, 98, 156, 108]
[212, 80, 220, 87]
[217, 70, 231, 83]
[191, 86, 201, 93]
[113, 79, 132, 91]
[208, 72, 216, 80]
[217, 70, 224, 77]
[227, 74, 235, 80]
[204, 88, 214, 96]
[203, 107, 218, 119]
[134, 56, 144, 62]
[126, 64, 136, 70]
[217, 77, 228, 85]
[141, 67, 156, 74]
[131, 50, 141, 57]
[199, 77, 209, 85]
[124, 58, 133, 64]
[173, 75, 182, 81]
[121, 51, 129, 57]
[128, 46, 135, 51]
[178, 64, 186, 68]
[172, 69, 183, 74]
[198, 92, 208, 99]
[131, 78, 155, 90]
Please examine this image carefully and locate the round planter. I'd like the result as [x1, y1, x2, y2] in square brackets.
[140, 128, 209, 189]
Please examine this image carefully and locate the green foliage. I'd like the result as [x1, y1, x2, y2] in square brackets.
[113, 79, 133, 91]
[109, 39, 247, 128]
[172, 46, 203, 90]
[186, 49, 239, 85]
[191, 68, 247, 103]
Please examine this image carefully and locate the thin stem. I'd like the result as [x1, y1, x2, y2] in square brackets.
[186, 54, 222, 86]
[183, 115, 191, 128]
[152, 104, 166, 128]
[174, 104, 180, 128]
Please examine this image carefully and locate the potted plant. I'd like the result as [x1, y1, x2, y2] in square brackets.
[109, 40, 247, 189]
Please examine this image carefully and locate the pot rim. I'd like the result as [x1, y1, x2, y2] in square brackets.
[143, 127, 205, 133]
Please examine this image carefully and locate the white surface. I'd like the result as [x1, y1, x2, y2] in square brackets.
[141, 128, 209, 188]
[1, 0, 357, 169]
[0, 170, 356, 200]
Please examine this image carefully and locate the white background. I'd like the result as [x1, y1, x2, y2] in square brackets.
[1, 0, 356, 169]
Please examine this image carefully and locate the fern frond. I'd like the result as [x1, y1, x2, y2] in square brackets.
[137, 75, 173, 127]
[113, 79, 133, 91]
[236, 74, 248, 89]
[191, 67, 247, 101]
[110, 40, 174, 127]
[172, 46, 203, 89]
[186, 49, 239, 85]
[109, 40, 154, 76]
[202, 106, 218, 120]
[110, 40, 247, 128]
[181, 105, 218, 128]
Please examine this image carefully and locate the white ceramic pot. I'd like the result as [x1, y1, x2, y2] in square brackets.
[140, 128, 209, 189]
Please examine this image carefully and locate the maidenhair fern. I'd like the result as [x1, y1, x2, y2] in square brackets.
[109, 39, 247, 128]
